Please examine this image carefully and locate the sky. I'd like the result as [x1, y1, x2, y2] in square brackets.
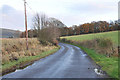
[0, 0, 119, 31]
[118, 1, 120, 20]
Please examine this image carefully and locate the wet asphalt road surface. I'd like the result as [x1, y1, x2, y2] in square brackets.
[2, 43, 108, 78]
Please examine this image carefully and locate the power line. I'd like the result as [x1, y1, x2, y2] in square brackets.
[26, 2, 36, 15]
[23, 0, 36, 15]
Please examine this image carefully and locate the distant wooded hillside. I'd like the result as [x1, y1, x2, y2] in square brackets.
[0, 28, 21, 38]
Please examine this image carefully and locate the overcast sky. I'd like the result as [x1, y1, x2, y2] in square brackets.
[0, 0, 119, 31]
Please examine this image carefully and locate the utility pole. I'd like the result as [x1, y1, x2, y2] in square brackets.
[24, 0, 28, 50]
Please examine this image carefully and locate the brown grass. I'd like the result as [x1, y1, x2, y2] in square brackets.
[61, 37, 118, 57]
[77, 38, 118, 57]
[1, 38, 57, 64]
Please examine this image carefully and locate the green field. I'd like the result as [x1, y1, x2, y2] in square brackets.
[61, 31, 118, 45]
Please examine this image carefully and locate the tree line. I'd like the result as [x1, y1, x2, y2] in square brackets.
[20, 17, 119, 41]
[60, 21, 119, 36]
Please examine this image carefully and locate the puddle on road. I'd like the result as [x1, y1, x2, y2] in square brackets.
[73, 45, 87, 57]
[82, 54, 87, 57]
[15, 63, 34, 73]
[79, 51, 87, 57]
[15, 69, 22, 72]
[94, 68, 105, 75]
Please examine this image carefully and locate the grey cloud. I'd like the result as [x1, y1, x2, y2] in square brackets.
[66, 2, 117, 15]
[0, 5, 32, 31]
[2, 5, 16, 14]
[0, 0, 118, 30]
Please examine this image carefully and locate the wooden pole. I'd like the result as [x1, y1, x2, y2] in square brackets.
[24, 0, 28, 50]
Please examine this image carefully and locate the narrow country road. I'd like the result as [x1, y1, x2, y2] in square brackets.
[2, 43, 108, 78]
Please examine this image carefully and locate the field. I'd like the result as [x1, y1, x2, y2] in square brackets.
[61, 31, 118, 45]
[61, 31, 119, 78]
[0, 38, 59, 75]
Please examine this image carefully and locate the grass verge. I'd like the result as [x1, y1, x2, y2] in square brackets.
[2, 47, 60, 76]
[63, 42, 118, 78]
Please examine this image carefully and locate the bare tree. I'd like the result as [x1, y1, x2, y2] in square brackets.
[46, 22, 60, 43]
[32, 13, 60, 45]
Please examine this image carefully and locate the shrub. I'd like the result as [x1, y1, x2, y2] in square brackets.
[96, 37, 113, 48]
[24, 50, 32, 56]
[52, 39, 58, 46]
[66, 40, 72, 43]
[31, 52, 36, 56]
[9, 52, 19, 61]
[39, 40, 49, 46]
[78, 39, 97, 49]
[2, 55, 10, 64]
[18, 51, 25, 57]
[57, 38, 60, 41]
[61, 38, 67, 42]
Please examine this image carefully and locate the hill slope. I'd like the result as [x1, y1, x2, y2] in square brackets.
[0, 28, 21, 38]
[61, 31, 118, 45]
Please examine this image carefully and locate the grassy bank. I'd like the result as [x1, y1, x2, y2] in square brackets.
[2, 47, 59, 75]
[64, 42, 118, 78]
[60, 31, 118, 78]
[1, 38, 59, 75]
[79, 47, 118, 78]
